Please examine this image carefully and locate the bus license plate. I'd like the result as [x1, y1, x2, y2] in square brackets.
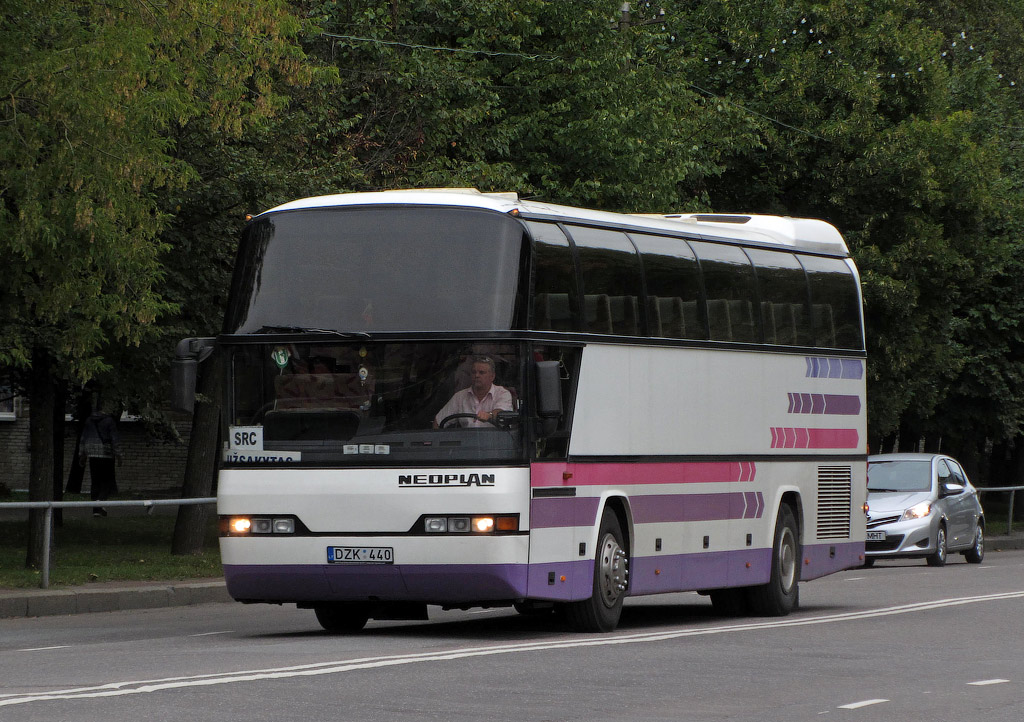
[865, 531, 886, 542]
[327, 546, 394, 564]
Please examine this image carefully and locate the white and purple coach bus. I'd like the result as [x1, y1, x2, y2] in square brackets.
[173, 189, 867, 632]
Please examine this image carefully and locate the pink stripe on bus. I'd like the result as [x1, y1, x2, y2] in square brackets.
[769, 428, 860, 449]
[530, 461, 757, 488]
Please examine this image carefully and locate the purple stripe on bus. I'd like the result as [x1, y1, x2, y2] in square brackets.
[801, 541, 864, 581]
[224, 563, 529, 603]
[629, 492, 763, 525]
[788, 393, 861, 415]
[805, 357, 863, 380]
[530, 496, 601, 529]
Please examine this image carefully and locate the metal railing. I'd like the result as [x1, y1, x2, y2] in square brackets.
[0, 498, 216, 588]
[976, 486, 1023, 535]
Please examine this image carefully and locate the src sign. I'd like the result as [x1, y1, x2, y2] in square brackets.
[398, 473, 496, 487]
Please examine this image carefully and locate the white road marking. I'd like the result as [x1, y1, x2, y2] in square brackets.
[843, 577, 866, 581]
[16, 646, 71, 652]
[3, 588, 1024, 707]
[968, 679, 1009, 686]
[838, 699, 888, 710]
[187, 631, 234, 637]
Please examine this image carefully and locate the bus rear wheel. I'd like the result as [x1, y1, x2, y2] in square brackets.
[314, 602, 370, 633]
[564, 509, 628, 632]
[748, 504, 800, 616]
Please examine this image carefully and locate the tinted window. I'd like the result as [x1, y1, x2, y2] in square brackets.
[800, 256, 863, 349]
[225, 207, 524, 334]
[691, 241, 761, 343]
[568, 226, 643, 336]
[527, 222, 578, 332]
[745, 248, 812, 346]
[631, 234, 706, 340]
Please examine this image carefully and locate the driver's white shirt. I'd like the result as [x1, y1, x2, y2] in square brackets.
[435, 385, 513, 428]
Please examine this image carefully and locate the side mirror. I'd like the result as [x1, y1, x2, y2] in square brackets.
[172, 338, 216, 414]
[535, 361, 563, 437]
[940, 482, 965, 498]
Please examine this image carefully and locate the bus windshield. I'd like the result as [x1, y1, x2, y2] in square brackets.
[223, 207, 525, 334]
[225, 341, 525, 465]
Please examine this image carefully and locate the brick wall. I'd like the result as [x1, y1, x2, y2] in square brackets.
[0, 399, 193, 497]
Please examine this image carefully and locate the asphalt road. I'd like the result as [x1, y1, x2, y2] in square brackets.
[2, 551, 1023, 722]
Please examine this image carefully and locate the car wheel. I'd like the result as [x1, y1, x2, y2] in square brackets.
[964, 524, 985, 564]
[314, 602, 370, 633]
[862, 557, 875, 568]
[748, 504, 800, 616]
[926, 524, 947, 567]
[564, 509, 628, 632]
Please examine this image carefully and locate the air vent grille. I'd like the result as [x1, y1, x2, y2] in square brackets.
[817, 465, 852, 539]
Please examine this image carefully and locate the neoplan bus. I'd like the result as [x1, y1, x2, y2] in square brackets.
[172, 189, 868, 633]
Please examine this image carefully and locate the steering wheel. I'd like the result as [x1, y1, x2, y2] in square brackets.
[439, 412, 499, 428]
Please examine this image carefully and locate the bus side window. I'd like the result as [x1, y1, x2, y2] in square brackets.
[800, 256, 863, 350]
[526, 222, 579, 332]
[691, 241, 761, 344]
[745, 248, 813, 347]
[566, 226, 643, 336]
[631, 233, 707, 340]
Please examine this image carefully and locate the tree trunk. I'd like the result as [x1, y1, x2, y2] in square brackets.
[172, 349, 223, 555]
[52, 384, 66, 527]
[25, 348, 56, 569]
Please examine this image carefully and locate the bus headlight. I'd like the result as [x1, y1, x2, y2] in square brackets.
[273, 518, 295, 534]
[230, 517, 252, 534]
[252, 518, 273, 534]
[419, 514, 519, 534]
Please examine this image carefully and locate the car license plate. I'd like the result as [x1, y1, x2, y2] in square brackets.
[327, 546, 394, 564]
[866, 531, 886, 542]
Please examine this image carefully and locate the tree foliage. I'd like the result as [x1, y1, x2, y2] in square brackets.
[5, 0, 1024, 513]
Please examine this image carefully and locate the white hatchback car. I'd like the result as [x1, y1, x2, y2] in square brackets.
[865, 453, 985, 566]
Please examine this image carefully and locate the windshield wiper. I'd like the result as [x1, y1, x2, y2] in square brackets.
[257, 326, 371, 339]
[868, 488, 900, 493]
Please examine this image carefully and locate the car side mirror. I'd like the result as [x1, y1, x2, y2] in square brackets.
[940, 482, 965, 498]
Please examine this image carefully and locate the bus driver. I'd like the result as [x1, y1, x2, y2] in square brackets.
[433, 356, 513, 428]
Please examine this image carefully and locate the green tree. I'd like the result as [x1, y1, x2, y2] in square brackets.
[0, 0, 308, 568]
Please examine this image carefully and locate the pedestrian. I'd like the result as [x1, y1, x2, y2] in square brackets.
[78, 400, 122, 517]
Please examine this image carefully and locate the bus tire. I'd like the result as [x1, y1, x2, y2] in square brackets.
[314, 602, 370, 633]
[564, 509, 628, 632]
[747, 504, 800, 616]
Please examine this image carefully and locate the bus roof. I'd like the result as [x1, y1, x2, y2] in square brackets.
[260, 188, 850, 257]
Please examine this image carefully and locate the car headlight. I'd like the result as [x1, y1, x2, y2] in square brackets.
[901, 502, 932, 521]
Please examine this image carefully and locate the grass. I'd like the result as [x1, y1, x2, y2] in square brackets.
[0, 508, 221, 589]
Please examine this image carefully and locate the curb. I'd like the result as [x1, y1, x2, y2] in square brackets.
[0, 579, 231, 619]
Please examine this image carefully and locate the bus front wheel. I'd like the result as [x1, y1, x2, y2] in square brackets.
[747, 504, 800, 616]
[564, 509, 629, 632]
[314, 602, 370, 633]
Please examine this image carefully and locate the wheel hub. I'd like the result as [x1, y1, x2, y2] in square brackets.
[597, 532, 628, 608]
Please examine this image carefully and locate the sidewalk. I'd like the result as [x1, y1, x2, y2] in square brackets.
[0, 577, 230, 619]
[3, 532, 1022, 620]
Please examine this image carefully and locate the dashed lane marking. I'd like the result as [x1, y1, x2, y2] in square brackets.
[838, 699, 888, 710]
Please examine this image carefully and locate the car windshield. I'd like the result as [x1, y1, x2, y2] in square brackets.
[867, 460, 932, 492]
[224, 340, 525, 466]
